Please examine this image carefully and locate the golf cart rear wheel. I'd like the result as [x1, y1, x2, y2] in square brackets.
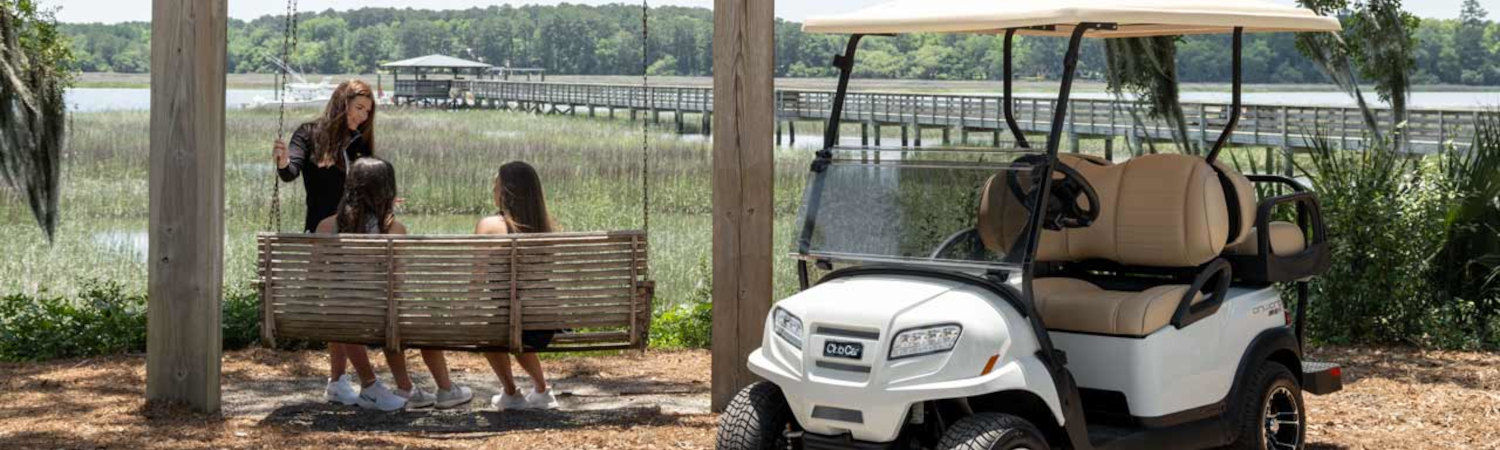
[1230, 362, 1305, 450]
[937, 412, 1048, 450]
[716, 381, 793, 450]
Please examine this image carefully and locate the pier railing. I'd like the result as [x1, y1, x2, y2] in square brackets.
[391, 79, 1490, 154]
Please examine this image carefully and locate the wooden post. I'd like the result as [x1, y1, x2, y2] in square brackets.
[1198, 103, 1208, 153]
[148, 0, 226, 413]
[712, 0, 774, 413]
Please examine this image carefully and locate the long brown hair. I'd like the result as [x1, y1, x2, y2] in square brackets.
[494, 161, 556, 234]
[313, 79, 376, 168]
[337, 157, 397, 234]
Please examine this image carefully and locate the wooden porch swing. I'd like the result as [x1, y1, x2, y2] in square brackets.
[256, 0, 657, 353]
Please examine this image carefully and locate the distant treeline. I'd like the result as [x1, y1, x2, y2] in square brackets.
[60, 2, 1500, 85]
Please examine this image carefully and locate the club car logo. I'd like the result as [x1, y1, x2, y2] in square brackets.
[824, 340, 864, 359]
[1252, 301, 1283, 318]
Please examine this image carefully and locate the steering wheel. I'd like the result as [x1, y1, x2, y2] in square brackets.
[1006, 155, 1101, 231]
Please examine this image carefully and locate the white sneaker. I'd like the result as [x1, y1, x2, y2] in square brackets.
[524, 388, 558, 410]
[435, 385, 474, 409]
[399, 388, 436, 409]
[324, 374, 359, 406]
[356, 381, 407, 412]
[491, 390, 528, 411]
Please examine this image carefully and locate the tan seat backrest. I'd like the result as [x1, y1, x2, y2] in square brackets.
[979, 154, 1230, 268]
[1211, 160, 1256, 248]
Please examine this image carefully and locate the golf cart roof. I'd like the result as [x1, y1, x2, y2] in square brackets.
[802, 0, 1342, 37]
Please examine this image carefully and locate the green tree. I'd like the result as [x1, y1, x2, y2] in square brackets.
[345, 25, 391, 72]
[1457, 0, 1490, 85]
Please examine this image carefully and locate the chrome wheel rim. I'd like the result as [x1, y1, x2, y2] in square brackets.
[1263, 386, 1302, 450]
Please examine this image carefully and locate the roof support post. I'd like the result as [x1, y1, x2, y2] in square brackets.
[147, 0, 226, 413]
[711, 0, 775, 413]
[822, 35, 866, 152]
[1003, 29, 1031, 148]
[1206, 27, 1244, 162]
[1020, 22, 1113, 360]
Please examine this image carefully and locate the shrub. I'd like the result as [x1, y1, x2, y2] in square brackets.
[0, 280, 267, 361]
[1302, 123, 1500, 349]
[1300, 135, 1444, 345]
[650, 259, 713, 349]
[222, 286, 263, 351]
[0, 280, 146, 361]
[1428, 112, 1500, 346]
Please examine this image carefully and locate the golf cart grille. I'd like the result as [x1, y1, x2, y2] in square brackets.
[815, 326, 880, 340]
[801, 431, 897, 450]
[816, 360, 872, 373]
[811, 405, 865, 423]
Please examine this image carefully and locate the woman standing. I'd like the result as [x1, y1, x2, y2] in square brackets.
[476, 162, 560, 410]
[271, 79, 376, 406]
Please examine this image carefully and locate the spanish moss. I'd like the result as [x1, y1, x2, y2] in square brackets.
[1104, 36, 1195, 155]
[0, 1, 70, 241]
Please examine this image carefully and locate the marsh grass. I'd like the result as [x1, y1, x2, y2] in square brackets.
[3, 108, 820, 313]
[3, 106, 1293, 350]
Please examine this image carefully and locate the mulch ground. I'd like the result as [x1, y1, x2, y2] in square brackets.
[0, 346, 1495, 449]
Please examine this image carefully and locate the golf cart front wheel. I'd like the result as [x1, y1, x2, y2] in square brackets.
[1230, 362, 1305, 450]
[937, 412, 1048, 450]
[716, 381, 794, 450]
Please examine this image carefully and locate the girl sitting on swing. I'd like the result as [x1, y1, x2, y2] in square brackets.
[314, 157, 475, 411]
[475, 161, 560, 410]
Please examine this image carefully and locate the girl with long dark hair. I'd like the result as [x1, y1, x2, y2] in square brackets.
[314, 157, 473, 411]
[475, 161, 560, 410]
[272, 79, 378, 405]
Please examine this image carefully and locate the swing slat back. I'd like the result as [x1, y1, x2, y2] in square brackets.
[257, 231, 653, 353]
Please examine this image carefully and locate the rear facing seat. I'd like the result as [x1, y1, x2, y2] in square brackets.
[1212, 161, 1329, 282]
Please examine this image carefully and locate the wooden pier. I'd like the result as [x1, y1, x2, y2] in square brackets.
[394, 79, 1492, 156]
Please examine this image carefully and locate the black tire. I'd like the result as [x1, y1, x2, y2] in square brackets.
[937, 412, 1048, 450]
[1228, 362, 1306, 450]
[716, 381, 794, 450]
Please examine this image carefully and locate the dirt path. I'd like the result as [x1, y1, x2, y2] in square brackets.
[1, 346, 1496, 449]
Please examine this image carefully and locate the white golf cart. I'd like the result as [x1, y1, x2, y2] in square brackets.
[717, 1, 1345, 449]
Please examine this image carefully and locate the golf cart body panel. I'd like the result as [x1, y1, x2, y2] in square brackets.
[748, 273, 1064, 443]
[719, 2, 1345, 449]
[1054, 286, 1285, 419]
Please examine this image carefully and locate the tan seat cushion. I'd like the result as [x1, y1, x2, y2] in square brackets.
[1225, 221, 1306, 257]
[979, 154, 1230, 268]
[1034, 278, 1202, 337]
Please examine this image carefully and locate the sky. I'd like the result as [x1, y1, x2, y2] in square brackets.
[44, 0, 1500, 24]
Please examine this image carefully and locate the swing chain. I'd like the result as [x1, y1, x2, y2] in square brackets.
[268, 0, 299, 233]
[640, 0, 651, 254]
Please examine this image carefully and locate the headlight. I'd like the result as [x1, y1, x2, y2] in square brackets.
[773, 308, 804, 349]
[889, 324, 962, 359]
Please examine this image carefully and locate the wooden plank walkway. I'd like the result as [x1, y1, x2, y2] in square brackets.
[392, 79, 1492, 154]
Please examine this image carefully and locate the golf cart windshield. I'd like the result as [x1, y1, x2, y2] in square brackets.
[795, 148, 1044, 272]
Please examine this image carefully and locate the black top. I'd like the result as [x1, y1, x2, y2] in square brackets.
[277, 123, 372, 232]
